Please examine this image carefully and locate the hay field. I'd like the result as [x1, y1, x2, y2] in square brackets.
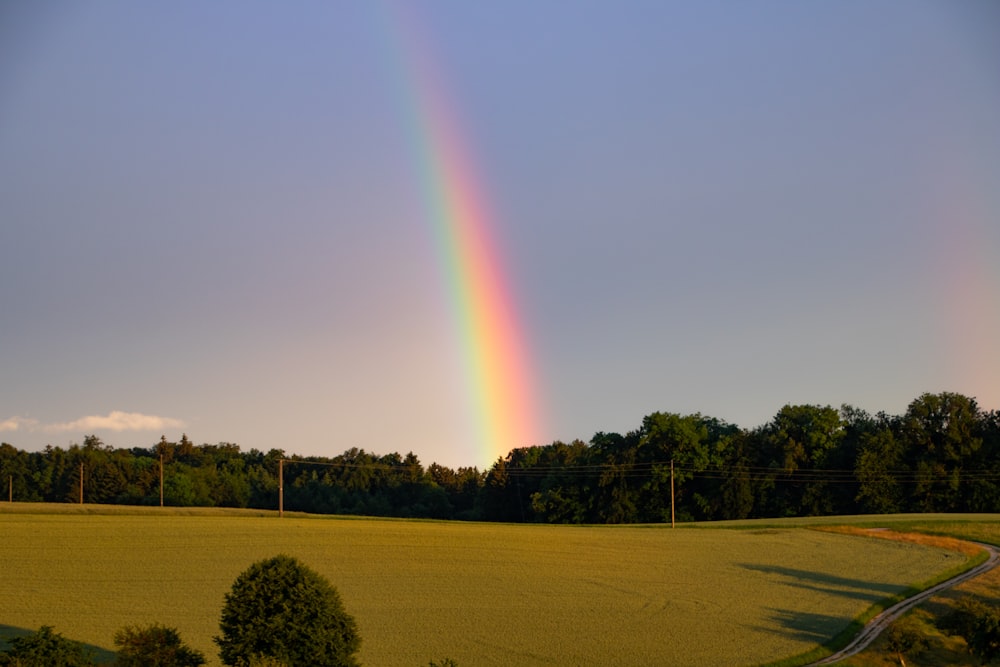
[0, 506, 979, 666]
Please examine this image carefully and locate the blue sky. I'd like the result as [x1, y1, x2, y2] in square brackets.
[2, 1, 999, 468]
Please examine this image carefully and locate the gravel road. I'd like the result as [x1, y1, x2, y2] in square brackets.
[806, 540, 1000, 665]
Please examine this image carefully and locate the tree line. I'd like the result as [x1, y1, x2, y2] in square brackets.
[1, 392, 998, 522]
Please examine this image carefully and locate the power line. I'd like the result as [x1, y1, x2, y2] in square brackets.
[275, 456, 1000, 486]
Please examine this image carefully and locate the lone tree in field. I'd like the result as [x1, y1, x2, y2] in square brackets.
[214, 554, 360, 667]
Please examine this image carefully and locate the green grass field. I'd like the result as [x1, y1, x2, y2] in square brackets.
[1, 505, 996, 666]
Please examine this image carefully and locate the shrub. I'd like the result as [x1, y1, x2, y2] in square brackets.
[0, 625, 94, 666]
[884, 616, 927, 666]
[942, 597, 1000, 664]
[113, 623, 205, 666]
[214, 554, 360, 666]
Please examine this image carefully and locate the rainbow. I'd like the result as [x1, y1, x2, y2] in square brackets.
[380, 5, 544, 466]
[925, 122, 1000, 415]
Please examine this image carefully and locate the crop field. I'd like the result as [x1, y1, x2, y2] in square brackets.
[0, 505, 994, 667]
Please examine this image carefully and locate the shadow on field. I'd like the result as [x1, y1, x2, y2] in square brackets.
[739, 563, 900, 600]
[0, 624, 117, 664]
[0, 624, 32, 650]
[750, 608, 850, 643]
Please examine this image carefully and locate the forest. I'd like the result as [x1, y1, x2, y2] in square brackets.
[1, 392, 998, 523]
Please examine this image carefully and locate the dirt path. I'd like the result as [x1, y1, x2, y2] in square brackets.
[807, 540, 1000, 665]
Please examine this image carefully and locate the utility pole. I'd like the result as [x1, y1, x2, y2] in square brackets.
[79, 462, 84, 505]
[278, 458, 284, 518]
[8, 475, 11, 503]
[670, 459, 675, 529]
[159, 453, 164, 507]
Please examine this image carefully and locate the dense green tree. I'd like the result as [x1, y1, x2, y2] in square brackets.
[635, 413, 707, 522]
[855, 425, 906, 514]
[942, 597, 1000, 664]
[114, 624, 205, 666]
[0, 443, 37, 502]
[964, 409, 1000, 513]
[634, 413, 738, 521]
[479, 456, 519, 522]
[45, 445, 79, 503]
[118, 454, 159, 505]
[87, 458, 128, 503]
[215, 555, 360, 667]
[527, 440, 594, 523]
[427, 464, 482, 520]
[715, 429, 757, 520]
[163, 466, 199, 506]
[761, 405, 844, 516]
[830, 404, 876, 514]
[176, 434, 197, 463]
[214, 464, 252, 508]
[246, 450, 280, 509]
[155, 435, 176, 464]
[902, 392, 983, 511]
[591, 430, 641, 523]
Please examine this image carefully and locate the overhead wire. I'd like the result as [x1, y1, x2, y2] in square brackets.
[277, 456, 1000, 485]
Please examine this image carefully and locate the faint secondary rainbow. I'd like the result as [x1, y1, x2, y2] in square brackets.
[924, 114, 1000, 415]
[379, 4, 544, 465]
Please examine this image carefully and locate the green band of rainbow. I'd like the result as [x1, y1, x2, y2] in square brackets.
[382, 4, 543, 466]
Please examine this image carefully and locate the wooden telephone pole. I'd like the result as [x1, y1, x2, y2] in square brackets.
[278, 458, 284, 518]
[79, 462, 84, 504]
[670, 459, 676, 528]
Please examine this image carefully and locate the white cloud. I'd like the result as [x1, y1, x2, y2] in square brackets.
[0, 416, 38, 432]
[46, 411, 185, 433]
